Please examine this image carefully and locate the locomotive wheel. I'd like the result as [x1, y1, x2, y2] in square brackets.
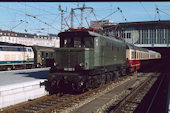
[121, 68, 126, 76]
[45, 81, 58, 94]
[114, 71, 119, 79]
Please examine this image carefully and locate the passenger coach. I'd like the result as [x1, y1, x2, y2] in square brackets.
[126, 43, 161, 72]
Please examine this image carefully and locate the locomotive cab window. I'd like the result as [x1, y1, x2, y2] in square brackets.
[74, 37, 81, 48]
[61, 36, 94, 48]
[63, 37, 72, 47]
[27, 48, 32, 52]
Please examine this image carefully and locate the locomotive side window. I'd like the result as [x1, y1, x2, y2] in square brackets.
[84, 37, 94, 48]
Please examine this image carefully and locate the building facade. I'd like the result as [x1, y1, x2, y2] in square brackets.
[0, 29, 60, 48]
[112, 20, 170, 47]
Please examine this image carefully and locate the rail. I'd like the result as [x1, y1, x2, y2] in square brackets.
[1, 74, 129, 113]
[110, 73, 159, 113]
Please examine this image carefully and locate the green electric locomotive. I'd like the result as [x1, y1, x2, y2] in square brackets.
[47, 29, 127, 93]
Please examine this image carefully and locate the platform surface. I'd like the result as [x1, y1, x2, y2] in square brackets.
[0, 68, 50, 86]
[0, 68, 50, 108]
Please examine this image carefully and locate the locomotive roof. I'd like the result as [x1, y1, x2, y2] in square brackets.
[126, 43, 148, 52]
[58, 30, 125, 44]
[58, 30, 101, 37]
[0, 42, 26, 47]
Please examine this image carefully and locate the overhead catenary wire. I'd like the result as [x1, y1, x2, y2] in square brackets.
[157, 8, 170, 17]
[100, 7, 127, 22]
[10, 20, 28, 31]
[26, 14, 60, 31]
[140, 2, 153, 20]
[101, 8, 120, 20]
[18, 3, 59, 16]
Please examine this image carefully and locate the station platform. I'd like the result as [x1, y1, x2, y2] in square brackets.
[0, 68, 49, 109]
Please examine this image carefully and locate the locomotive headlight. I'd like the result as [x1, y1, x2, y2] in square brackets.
[80, 82, 84, 86]
[79, 62, 84, 67]
[54, 62, 57, 66]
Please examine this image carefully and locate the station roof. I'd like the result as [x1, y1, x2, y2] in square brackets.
[103, 20, 170, 30]
[118, 20, 170, 28]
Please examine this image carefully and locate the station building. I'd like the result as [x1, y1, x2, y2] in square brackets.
[103, 20, 170, 61]
[0, 29, 60, 48]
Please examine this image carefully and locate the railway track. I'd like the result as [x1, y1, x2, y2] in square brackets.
[1, 63, 162, 113]
[1, 75, 131, 113]
[1, 94, 76, 113]
[1, 63, 163, 113]
[104, 63, 163, 113]
[108, 73, 160, 113]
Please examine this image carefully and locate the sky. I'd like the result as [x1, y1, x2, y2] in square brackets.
[0, 2, 170, 35]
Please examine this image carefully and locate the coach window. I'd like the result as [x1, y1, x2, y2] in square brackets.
[46, 53, 49, 58]
[50, 53, 53, 57]
[132, 52, 135, 59]
[42, 52, 44, 57]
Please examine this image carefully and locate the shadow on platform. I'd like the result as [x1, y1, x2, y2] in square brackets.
[15, 70, 49, 79]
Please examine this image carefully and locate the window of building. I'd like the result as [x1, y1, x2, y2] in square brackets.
[8, 33, 10, 36]
[127, 33, 131, 38]
[123, 33, 126, 38]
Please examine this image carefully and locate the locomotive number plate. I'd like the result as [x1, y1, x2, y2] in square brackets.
[64, 68, 75, 71]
